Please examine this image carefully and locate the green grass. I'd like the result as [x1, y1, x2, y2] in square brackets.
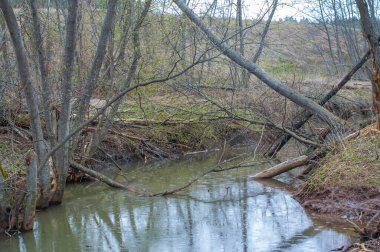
[306, 131, 380, 189]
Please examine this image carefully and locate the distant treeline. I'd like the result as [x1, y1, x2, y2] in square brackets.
[281, 15, 364, 27]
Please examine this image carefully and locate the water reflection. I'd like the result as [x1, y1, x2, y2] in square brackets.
[2, 154, 351, 251]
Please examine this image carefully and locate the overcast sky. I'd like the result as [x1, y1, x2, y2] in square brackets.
[173, 0, 312, 21]
[244, 0, 309, 20]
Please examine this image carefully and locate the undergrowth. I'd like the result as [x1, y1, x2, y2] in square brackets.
[0, 137, 29, 175]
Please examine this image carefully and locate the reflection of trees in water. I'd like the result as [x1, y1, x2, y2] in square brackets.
[275, 225, 320, 251]
[11, 178, 349, 251]
[239, 178, 248, 252]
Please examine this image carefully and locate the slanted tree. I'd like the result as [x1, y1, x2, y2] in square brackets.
[173, 0, 343, 131]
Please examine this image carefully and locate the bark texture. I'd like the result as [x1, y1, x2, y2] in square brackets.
[52, 0, 80, 204]
[29, 0, 54, 208]
[0, 0, 48, 208]
[356, 0, 380, 130]
[22, 152, 37, 231]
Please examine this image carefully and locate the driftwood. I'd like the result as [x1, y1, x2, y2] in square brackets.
[252, 155, 309, 179]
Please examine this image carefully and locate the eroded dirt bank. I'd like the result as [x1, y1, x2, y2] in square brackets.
[294, 127, 380, 251]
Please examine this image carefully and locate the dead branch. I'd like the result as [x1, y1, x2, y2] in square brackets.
[97, 147, 122, 170]
[70, 157, 270, 198]
[151, 159, 271, 196]
[267, 50, 371, 157]
[38, 53, 216, 171]
[69, 160, 127, 189]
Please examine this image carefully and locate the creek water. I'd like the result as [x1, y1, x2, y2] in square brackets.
[1, 151, 353, 251]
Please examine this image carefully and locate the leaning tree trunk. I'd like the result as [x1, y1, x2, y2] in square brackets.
[51, 0, 80, 204]
[356, 0, 380, 130]
[174, 0, 343, 131]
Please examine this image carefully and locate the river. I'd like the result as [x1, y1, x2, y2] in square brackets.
[1, 151, 353, 251]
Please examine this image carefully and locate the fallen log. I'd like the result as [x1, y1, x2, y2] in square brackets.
[251, 155, 309, 179]
[69, 160, 127, 189]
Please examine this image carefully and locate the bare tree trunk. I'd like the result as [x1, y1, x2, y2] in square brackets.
[0, 22, 10, 104]
[242, 0, 277, 86]
[368, 0, 379, 31]
[29, 0, 54, 209]
[0, 0, 47, 209]
[236, 0, 247, 87]
[85, 0, 152, 158]
[237, 0, 244, 57]
[76, 0, 86, 89]
[318, 0, 338, 74]
[38, 59, 204, 173]
[174, 0, 343, 130]
[252, 0, 278, 64]
[116, 0, 133, 62]
[356, 0, 380, 130]
[75, 0, 118, 130]
[70, 0, 119, 164]
[22, 152, 37, 231]
[332, 0, 344, 75]
[51, 0, 79, 204]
